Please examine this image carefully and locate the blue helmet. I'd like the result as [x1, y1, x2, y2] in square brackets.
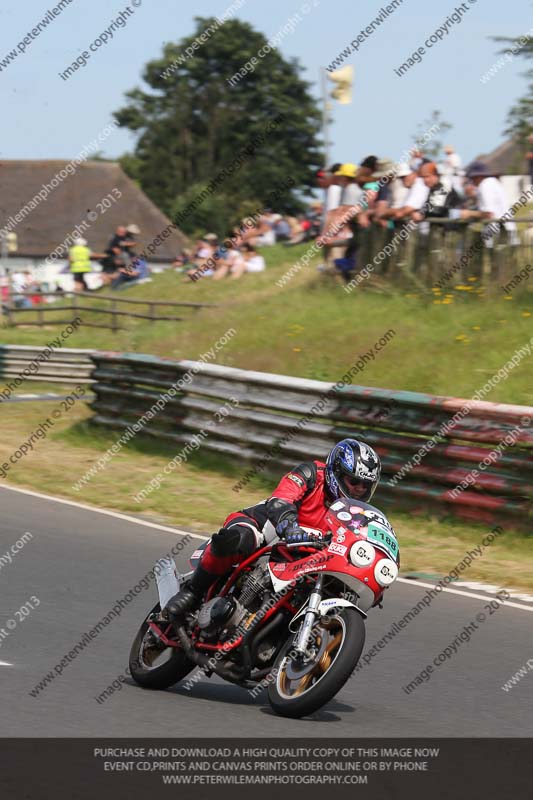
[325, 438, 381, 503]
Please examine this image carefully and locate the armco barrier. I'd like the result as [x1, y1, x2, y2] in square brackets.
[88, 351, 532, 529]
[0, 345, 94, 384]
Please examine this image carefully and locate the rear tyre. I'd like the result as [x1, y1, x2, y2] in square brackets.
[129, 603, 195, 689]
[267, 608, 365, 718]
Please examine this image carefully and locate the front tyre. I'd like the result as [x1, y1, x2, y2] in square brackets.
[267, 608, 365, 718]
[129, 603, 195, 690]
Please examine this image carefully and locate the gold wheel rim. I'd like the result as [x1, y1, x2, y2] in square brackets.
[277, 616, 345, 699]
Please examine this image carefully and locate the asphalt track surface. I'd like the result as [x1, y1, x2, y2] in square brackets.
[1, 484, 532, 737]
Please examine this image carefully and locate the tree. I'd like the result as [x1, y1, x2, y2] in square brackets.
[412, 110, 452, 160]
[113, 17, 322, 230]
[491, 36, 533, 141]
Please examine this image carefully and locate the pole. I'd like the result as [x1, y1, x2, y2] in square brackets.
[1, 234, 13, 326]
[320, 67, 330, 169]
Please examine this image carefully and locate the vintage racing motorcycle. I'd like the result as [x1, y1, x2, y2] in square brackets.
[129, 497, 399, 718]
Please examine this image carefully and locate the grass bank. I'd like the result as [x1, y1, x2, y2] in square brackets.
[0, 399, 531, 592]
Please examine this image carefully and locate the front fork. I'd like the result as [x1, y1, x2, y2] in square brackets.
[293, 575, 324, 657]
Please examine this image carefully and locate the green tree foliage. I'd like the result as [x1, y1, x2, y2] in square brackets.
[114, 17, 322, 230]
[412, 110, 453, 160]
[491, 36, 533, 141]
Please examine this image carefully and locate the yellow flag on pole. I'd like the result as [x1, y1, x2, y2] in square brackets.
[327, 65, 353, 104]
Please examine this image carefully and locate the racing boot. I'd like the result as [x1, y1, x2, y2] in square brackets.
[165, 564, 215, 619]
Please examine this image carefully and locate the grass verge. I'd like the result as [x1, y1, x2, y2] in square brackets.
[1, 399, 531, 592]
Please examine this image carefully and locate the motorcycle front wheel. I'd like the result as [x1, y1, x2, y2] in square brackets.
[267, 608, 365, 718]
[129, 603, 195, 690]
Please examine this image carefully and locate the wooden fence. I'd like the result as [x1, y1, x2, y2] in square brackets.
[347, 216, 533, 291]
[3, 291, 216, 331]
[88, 352, 532, 530]
[0, 345, 94, 384]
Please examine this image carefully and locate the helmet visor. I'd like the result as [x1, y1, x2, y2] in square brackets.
[339, 473, 373, 500]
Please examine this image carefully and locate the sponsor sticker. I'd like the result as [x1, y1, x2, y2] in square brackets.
[337, 511, 352, 521]
[328, 542, 348, 556]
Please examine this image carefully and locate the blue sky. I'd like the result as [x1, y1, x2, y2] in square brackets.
[0, 0, 530, 166]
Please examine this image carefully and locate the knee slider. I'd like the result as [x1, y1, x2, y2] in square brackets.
[212, 525, 256, 557]
[211, 526, 241, 556]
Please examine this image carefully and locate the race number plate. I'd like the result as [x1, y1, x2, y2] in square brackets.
[366, 522, 399, 561]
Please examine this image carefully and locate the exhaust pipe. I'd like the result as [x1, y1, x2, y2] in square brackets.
[174, 623, 247, 683]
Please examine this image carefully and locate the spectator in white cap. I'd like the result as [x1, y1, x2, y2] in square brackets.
[382, 163, 429, 221]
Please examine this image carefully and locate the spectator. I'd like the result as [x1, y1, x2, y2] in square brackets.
[11, 270, 33, 307]
[461, 161, 518, 245]
[173, 248, 194, 271]
[336, 163, 363, 208]
[383, 163, 430, 221]
[111, 252, 150, 290]
[68, 237, 92, 292]
[256, 212, 277, 246]
[286, 215, 305, 244]
[100, 225, 136, 286]
[234, 243, 266, 278]
[441, 145, 463, 192]
[414, 162, 462, 221]
[273, 215, 291, 241]
[323, 163, 343, 218]
[213, 242, 265, 280]
[371, 158, 397, 226]
[186, 238, 217, 279]
[126, 223, 141, 239]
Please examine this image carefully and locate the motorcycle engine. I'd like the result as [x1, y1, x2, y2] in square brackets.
[196, 560, 273, 637]
[197, 596, 247, 634]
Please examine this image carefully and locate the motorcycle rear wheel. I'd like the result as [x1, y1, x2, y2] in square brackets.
[267, 608, 365, 718]
[129, 603, 195, 689]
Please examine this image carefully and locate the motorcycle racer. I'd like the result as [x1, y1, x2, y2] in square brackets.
[166, 438, 383, 618]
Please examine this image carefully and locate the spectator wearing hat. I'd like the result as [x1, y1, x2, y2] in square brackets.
[69, 237, 92, 292]
[461, 161, 517, 246]
[318, 163, 361, 272]
[383, 163, 430, 221]
[335, 163, 363, 208]
[126, 223, 141, 238]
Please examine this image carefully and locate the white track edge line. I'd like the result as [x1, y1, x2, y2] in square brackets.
[0, 484, 204, 541]
[397, 577, 533, 613]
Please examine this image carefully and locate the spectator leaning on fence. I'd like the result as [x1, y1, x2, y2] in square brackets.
[413, 162, 463, 222]
[383, 163, 430, 222]
[318, 163, 360, 273]
[371, 158, 397, 227]
[460, 161, 519, 246]
[68, 237, 92, 292]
